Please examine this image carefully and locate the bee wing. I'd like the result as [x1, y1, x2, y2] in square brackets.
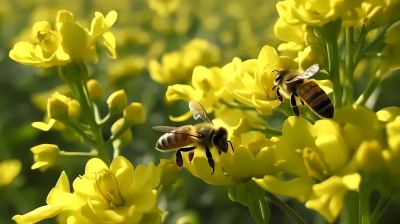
[285, 64, 319, 84]
[189, 101, 213, 124]
[152, 125, 202, 138]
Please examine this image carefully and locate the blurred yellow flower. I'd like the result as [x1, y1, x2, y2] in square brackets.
[0, 160, 21, 187]
[148, 0, 181, 17]
[277, 0, 365, 27]
[107, 56, 146, 85]
[31, 144, 60, 171]
[254, 105, 382, 222]
[382, 21, 400, 70]
[274, 18, 306, 52]
[9, 10, 117, 67]
[224, 45, 298, 115]
[13, 171, 73, 224]
[64, 157, 163, 224]
[111, 118, 132, 149]
[124, 102, 146, 125]
[87, 79, 105, 103]
[107, 90, 128, 114]
[148, 38, 220, 84]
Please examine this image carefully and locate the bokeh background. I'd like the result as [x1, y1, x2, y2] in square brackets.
[1, 0, 400, 224]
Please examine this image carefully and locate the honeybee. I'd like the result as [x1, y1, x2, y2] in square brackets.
[269, 64, 334, 118]
[153, 101, 234, 174]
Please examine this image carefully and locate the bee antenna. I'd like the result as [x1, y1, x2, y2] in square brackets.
[272, 69, 279, 73]
[227, 140, 234, 152]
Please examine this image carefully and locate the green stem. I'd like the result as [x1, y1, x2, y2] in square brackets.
[248, 201, 265, 224]
[100, 113, 112, 127]
[60, 150, 97, 157]
[326, 38, 342, 109]
[359, 176, 371, 224]
[260, 198, 270, 224]
[264, 191, 307, 224]
[113, 145, 121, 159]
[342, 191, 359, 224]
[59, 118, 95, 147]
[354, 25, 369, 66]
[355, 62, 389, 106]
[76, 81, 111, 164]
[344, 27, 355, 106]
[220, 99, 256, 110]
[370, 197, 392, 224]
[105, 124, 131, 148]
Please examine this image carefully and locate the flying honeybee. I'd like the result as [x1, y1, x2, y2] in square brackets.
[268, 64, 334, 118]
[153, 101, 234, 174]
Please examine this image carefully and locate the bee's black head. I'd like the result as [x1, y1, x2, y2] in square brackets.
[212, 127, 229, 153]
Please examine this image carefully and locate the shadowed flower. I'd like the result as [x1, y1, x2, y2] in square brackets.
[254, 105, 382, 222]
[0, 160, 21, 187]
[31, 144, 60, 171]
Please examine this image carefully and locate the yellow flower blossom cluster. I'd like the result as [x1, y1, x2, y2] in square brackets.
[13, 157, 166, 224]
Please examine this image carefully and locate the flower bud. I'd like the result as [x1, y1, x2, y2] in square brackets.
[67, 99, 80, 119]
[304, 26, 319, 45]
[107, 90, 127, 114]
[56, 10, 75, 23]
[30, 144, 60, 171]
[356, 140, 385, 172]
[95, 169, 124, 207]
[160, 159, 180, 185]
[0, 160, 21, 187]
[47, 96, 69, 119]
[87, 79, 105, 103]
[124, 102, 146, 125]
[58, 62, 89, 83]
[111, 118, 132, 148]
[298, 45, 327, 71]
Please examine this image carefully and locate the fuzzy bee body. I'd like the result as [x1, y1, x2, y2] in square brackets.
[153, 101, 233, 174]
[271, 64, 334, 118]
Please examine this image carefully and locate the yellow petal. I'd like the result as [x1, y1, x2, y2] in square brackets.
[376, 107, 400, 123]
[169, 110, 193, 122]
[58, 22, 90, 60]
[192, 157, 233, 185]
[85, 158, 109, 175]
[257, 45, 280, 68]
[54, 171, 70, 192]
[103, 31, 117, 59]
[254, 176, 315, 202]
[126, 188, 157, 212]
[342, 173, 361, 190]
[89, 11, 117, 43]
[46, 188, 73, 207]
[0, 160, 21, 186]
[12, 205, 61, 224]
[232, 146, 255, 179]
[315, 134, 348, 172]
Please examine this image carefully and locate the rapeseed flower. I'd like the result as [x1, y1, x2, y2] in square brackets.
[0, 160, 21, 187]
[9, 10, 117, 67]
[254, 105, 383, 222]
[31, 144, 60, 171]
[13, 171, 73, 224]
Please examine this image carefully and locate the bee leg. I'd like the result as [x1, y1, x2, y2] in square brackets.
[276, 87, 284, 103]
[205, 146, 215, 175]
[218, 150, 222, 156]
[188, 151, 195, 164]
[176, 147, 196, 171]
[290, 93, 300, 116]
[295, 93, 305, 105]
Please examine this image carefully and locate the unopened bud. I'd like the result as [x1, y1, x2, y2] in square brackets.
[107, 90, 127, 114]
[31, 144, 60, 171]
[87, 79, 105, 103]
[67, 99, 80, 119]
[357, 140, 385, 172]
[124, 102, 146, 125]
[111, 118, 132, 148]
[48, 97, 68, 119]
[298, 45, 327, 71]
[160, 159, 180, 185]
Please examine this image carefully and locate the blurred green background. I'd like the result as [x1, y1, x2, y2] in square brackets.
[1, 0, 400, 224]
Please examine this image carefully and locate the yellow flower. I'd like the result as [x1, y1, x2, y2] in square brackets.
[224, 45, 297, 115]
[181, 119, 279, 186]
[166, 65, 232, 121]
[124, 102, 146, 125]
[148, 0, 181, 17]
[107, 56, 146, 85]
[9, 10, 117, 68]
[382, 21, 400, 70]
[148, 38, 220, 84]
[274, 18, 306, 52]
[298, 45, 327, 71]
[254, 105, 381, 222]
[66, 157, 163, 224]
[277, 0, 365, 27]
[31, 144, 60, 171]
[0, 160, 21, 187]
[12, 171, 73, 224]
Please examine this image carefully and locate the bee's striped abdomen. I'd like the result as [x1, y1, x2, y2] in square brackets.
[298, 81, 334, 118]
[156, 133, 194, 151]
